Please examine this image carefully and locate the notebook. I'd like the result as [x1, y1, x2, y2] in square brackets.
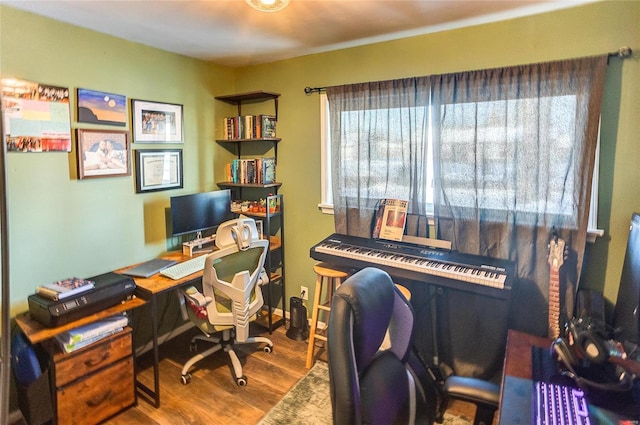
[122, 258, 177, 278]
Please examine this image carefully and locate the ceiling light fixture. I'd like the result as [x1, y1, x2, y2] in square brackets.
[245, 0, 290, 13]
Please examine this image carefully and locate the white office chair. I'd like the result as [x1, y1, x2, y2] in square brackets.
[178, 218, 273, 386]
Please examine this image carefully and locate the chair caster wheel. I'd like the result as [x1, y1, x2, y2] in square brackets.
[181, 373, 192, 385]
[264, 345, 273, 354]
[236, 376, 248, 387]
[189, 342, 198, 352]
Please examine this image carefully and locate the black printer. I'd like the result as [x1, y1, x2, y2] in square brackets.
[28, 272, 136, 327]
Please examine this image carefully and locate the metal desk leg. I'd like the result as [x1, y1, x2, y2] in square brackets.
[136, 294, 160, 408]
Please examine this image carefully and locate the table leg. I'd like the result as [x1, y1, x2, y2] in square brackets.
[135, 294, 160, 408]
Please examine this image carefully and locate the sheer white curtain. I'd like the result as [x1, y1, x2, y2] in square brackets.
[325, 56, 608, 379]
[430, 56, 607, 373]
[326, 78, 431, 237]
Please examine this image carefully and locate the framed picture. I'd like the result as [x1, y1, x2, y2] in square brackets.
[131, 99, 183, 143]
[76, 129, 131, 179]
[77, 88, 127, 126]
[2, 78, 72, 152]
[135, 149, 183, 193]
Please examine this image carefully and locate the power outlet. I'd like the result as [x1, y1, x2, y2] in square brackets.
[300, 286, 309, 301]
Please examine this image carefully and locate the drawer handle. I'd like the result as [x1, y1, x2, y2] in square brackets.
[86, 389, 112, 407]
[84, 352, 109, 367]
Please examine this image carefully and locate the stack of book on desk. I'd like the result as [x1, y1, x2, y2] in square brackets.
[54, 314, 128, 353]
[36, 277, 95, 301]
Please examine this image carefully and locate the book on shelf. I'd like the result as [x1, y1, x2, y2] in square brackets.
[56, 314, 129, 347]
[223, 114, 276, 140]
[226, 157, 276, 184]
[55, 328, 123, 353]
[36, 277, 95, 301]
[372, 198, 409, 242]
[261, 114, 277, 138]
[260, 157, 276, 184]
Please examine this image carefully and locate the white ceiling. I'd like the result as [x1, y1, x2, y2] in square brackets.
[3, 0, 597, 67]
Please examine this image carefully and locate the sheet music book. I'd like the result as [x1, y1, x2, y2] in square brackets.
[372, 199, 408, 242]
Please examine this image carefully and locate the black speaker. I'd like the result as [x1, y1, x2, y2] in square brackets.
[286, 297, 309, 341]
[613, 213, 640, 347]
[575, 289, 605, 324]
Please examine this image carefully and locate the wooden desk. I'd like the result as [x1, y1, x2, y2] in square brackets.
[115, 251, 205, 408]
[16, 298, 146, 425]
[498, 329, 551, 424]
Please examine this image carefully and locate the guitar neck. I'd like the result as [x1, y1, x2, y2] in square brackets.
[547, 236, 566, 340]
[548, 266, 561, 339]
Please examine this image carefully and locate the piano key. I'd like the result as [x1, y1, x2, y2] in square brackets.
[310, 233, 514, 296]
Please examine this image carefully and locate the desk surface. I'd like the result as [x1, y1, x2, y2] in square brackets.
[498, 330, 552, 425]
[116, 251, 207, 296]
[16, 251, 202, 344]
[502, 329, 551, 379]
[16, 297, 146, 345]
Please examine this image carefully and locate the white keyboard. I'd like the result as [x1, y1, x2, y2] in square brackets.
[160, 255, 207, 280]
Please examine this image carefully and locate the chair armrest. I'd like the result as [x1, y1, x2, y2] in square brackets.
[179, 285, 213, 321]
[257, 268, 269, 286]
[183, 286, 212, 307]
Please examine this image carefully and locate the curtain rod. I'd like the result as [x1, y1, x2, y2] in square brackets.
[608, 46, 633, 62]
[304, 46, 633, 95]
[304, 86, 325, 95]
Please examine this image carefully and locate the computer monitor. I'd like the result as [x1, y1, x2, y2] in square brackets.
[613, 212, 640, 348]
[169, 189, 235, 237]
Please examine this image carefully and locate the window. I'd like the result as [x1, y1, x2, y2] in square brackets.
[319, 93, 602, 239]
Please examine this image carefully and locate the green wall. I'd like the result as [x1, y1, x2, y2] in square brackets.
[1, 1, 639, 324]
[0, 6, 235, 310]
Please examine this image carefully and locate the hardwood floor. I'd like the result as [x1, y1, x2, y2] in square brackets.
[96, 324, 478, 425]
[105, 324, 309, 425]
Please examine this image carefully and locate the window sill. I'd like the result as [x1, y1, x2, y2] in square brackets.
[318, 203, 334, 215]
[587, 228, 604, 244]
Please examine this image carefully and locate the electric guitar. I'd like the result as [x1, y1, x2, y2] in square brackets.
[548, 235, 566, 339]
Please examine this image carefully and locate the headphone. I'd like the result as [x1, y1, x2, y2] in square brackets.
[550, 318, 634, 393]
[566, 317, 611, 364]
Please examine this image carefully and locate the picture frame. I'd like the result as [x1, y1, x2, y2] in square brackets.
[135, 149, 183, 193]
[77, 88, 127, 126]
[76, 129, 131, 179]
[131, 99, 183, 143]
[2, 78, 72, 152]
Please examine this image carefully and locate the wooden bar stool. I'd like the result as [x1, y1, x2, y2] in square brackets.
[306, 262, 349, 369]
[395, 284, 411, 301]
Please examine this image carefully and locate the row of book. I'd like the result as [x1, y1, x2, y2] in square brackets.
[225, 157, 276, 185]
[36, 277, 95, 301]
[223, 114, 277, 140]
[54, 314, 128, 353]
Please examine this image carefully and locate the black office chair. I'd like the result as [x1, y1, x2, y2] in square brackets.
[327, 267, 499, 425]
[437, 376, 499, 425]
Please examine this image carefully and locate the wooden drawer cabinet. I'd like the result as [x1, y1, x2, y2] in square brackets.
[52, 327, 135, 425]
